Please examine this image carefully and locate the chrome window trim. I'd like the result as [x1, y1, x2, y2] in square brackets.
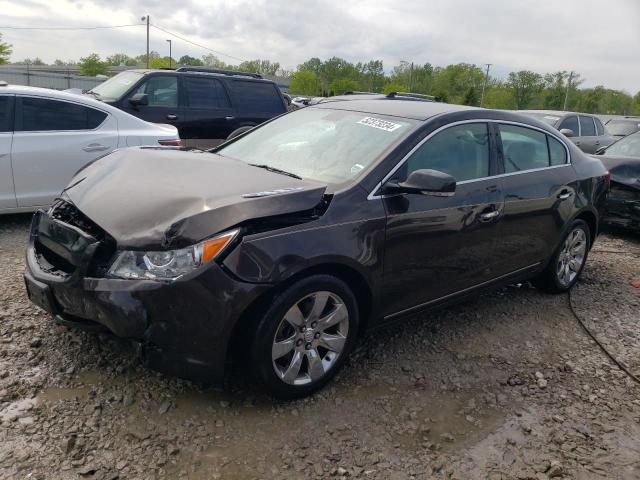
[367, 118, 572, 200]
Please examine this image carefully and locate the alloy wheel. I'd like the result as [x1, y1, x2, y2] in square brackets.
[271, 291, 349, 386]
[556, 227, 587, 287]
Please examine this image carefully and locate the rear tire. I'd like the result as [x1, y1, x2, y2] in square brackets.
[249, 275, 359, 399]
[532, 219, 590, 294]
[226, 126, 254, 141]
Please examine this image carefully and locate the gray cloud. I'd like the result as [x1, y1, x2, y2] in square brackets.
[3, 0, 639, 93]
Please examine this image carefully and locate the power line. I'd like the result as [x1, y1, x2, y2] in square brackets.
[150, 23, 247, 63]
[0, 24, 142, 31]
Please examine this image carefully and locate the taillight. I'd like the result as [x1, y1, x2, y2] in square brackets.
[604, 172, 611, 192]
[158, 139, 182, 147]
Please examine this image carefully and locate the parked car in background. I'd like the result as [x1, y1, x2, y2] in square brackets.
[604, 117, 640, 140]
[24, 99, 608, 398]
[87, 67, 288, 149]
[0, 84, 180, 214]
[594, 131, 640, 231]
[518, 110, 615, 154]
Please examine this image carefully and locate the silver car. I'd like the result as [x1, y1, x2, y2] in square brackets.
[0, 84, 180, 214]
[518, 110, 615, 154]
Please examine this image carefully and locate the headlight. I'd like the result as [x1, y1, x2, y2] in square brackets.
[108, 229, 239, 280]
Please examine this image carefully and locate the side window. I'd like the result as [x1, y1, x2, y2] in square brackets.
[0, 96, 13, 132]
[499, 124, 549, 173]
[404, 123, 490, 182]
[548, 136, 568, 166]
[135, 76, 177, 107]
[579, 116, 596, 136]
[594, 117, 605, 136]
[231, 81, 284, 114]
[558, 115, 579, 134]
[184, 77, 231, 109]
[18, 97, 107, 132]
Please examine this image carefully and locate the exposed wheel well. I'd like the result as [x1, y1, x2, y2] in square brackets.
[225, 263, 374, 364]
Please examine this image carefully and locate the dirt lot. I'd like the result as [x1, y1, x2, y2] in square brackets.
[0, 213, 639, 480]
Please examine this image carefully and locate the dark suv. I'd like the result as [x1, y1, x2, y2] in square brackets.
[87, 67, 288, 148]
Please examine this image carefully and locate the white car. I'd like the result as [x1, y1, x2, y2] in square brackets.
[0, 84, 181, 214]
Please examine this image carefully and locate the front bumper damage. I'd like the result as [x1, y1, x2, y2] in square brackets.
[24, 208, 270, 384]
[602, 185, 640, 232]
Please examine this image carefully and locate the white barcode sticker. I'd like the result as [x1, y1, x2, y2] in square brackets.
[357, 117, 402, 132]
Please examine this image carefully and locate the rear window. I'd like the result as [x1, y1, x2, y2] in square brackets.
[579, 116, 596, 136]
[594, 117, 605, 136]
[231, 81, 284, 114]
[184, 76, 231, 109]
[18, 97, 107, 132]
[0, 96, 13, 132]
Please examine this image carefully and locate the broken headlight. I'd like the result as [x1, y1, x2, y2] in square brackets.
[107, 229, 239, 280]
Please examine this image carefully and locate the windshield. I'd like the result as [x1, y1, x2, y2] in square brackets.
[606, 120, 640, 136]
[518, 112, 561, 126]
[89, 71, 144, 100]
[604, 132, 640, 157]
[217, 107, 417, 184]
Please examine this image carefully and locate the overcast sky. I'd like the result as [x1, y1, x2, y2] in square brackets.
[1, 0, 639, 93]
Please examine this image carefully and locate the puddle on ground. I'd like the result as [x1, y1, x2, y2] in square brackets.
[35, 369, 107, 404]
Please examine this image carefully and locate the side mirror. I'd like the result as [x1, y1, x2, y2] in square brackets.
[383, 169, 456, 197]
[559, 128, 574, 138]
[129, 93, 149, 107]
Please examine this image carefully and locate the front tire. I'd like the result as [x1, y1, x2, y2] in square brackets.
[250, 275, 359, 399]
[532, 219, 590, 294]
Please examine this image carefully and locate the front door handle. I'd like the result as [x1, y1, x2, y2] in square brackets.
[82, 143, 109, 152]
[225, 116, 235, 121]
[479, 210, 500, 222]
[166, 114, 178, 120]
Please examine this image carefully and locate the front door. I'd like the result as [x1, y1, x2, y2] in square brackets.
[0, 95, 15, 210]
[12, 96, 118, 208]
[120, 74, 183, 134]
[380, 122, 504, 317]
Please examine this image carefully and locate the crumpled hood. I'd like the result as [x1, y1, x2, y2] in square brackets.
[597, 155, 640, 191]
[64, 147, 327, 248]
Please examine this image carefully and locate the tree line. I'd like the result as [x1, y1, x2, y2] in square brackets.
[1, 32, 638, 115]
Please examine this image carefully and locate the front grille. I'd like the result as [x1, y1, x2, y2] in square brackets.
[610, 186, 639, 201]
[37, 201, 117, 278]
[49, 200, 107, 240]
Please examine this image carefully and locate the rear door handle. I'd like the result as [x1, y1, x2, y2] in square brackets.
[82, 143, 109, 152]
[166, 114, 178, 120]
[479, 210, 500, 222]
[557, 190, 573, 200]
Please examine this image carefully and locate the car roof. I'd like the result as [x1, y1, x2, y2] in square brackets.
[519, 109, 598, 118]
[312, 98, 475, 121]
[129, 68, 275, 83]
[0, 84, 114, 108]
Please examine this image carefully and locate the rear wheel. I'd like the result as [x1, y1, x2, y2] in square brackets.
[250, 275, 359, 399]
[532, 219, 590, 293]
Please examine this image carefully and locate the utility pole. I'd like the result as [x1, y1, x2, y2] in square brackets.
[141, 15, 150, 69]
[480, 63, 491, 107]
[166, 39, 172, 68]
[409, 62, 414, 92]
[563, 71, 574, 111]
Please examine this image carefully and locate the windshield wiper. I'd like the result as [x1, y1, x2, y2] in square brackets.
[248, 164, 302, 180]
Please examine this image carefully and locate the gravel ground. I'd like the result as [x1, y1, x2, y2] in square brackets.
[0, 213, 639, 480]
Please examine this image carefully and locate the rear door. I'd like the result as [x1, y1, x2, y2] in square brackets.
[493, 122, 575, 275]
[0, 94, 16, 209]
[12, 96, 118, 208]
[577, 115, 598, 153]
[182, 75, 234, 147]
[593, 116, 614, 151]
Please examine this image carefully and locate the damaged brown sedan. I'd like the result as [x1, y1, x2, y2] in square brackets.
[25, 99, 609, 398]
